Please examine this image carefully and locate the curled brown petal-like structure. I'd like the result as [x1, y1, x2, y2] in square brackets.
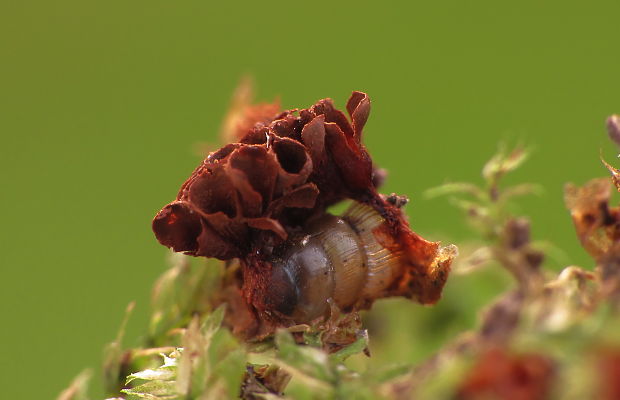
[153, 91, 455, 336]
[153, 93, 375, 260]
[154, 141, 318, 260]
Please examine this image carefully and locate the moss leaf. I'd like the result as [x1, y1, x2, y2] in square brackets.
[121, 380, 180, 400]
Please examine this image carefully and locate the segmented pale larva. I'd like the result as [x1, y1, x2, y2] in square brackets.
[263, 202, 457, 323]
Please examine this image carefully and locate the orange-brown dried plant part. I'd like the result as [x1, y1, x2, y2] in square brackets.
[455, 348, 556, 400]
[601, 156, 620, 192]
[565, 178, 620, 303]
[212, 259, 277, 341]
[565, 178, 620, 260]
[365, 198, 458, 305]
[153, 91, 455, 338]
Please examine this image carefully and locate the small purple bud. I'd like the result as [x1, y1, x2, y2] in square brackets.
[607, 115, 620, 147]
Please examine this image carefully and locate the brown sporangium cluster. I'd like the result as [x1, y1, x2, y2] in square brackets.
[152, 91, 457, 340]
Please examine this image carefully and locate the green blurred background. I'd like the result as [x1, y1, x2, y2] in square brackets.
[1, 1, 619, 398]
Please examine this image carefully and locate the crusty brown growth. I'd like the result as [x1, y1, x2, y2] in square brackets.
[153, 92, 455, 336]
[366, 195, 456, 305]
[565, 178, 620, 304]
[598, 349, 620, 400]
[455, 348, 555, 400]
[565, 178, 620, 260]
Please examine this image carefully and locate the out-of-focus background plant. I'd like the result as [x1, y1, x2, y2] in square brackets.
[2, 1, 620, 399]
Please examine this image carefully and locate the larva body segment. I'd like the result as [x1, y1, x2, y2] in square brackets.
[265, 202, 412, 323]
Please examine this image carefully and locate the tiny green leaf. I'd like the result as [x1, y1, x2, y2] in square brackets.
[482, 145, 529, 183]
[121, 380, 180, 400]
[211, 348, 248, 397]
[103, 302, 135, 395]
[201, 304, 225, 339]
[126, 368, 176, 384]
[274, 330, 334, 385]
[329, 330, 369, 363]
[499, 183, 543, 202]
[57, 369, 92, 400]
[424, 182, 485, 201]
[448, 198, 487, 217]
